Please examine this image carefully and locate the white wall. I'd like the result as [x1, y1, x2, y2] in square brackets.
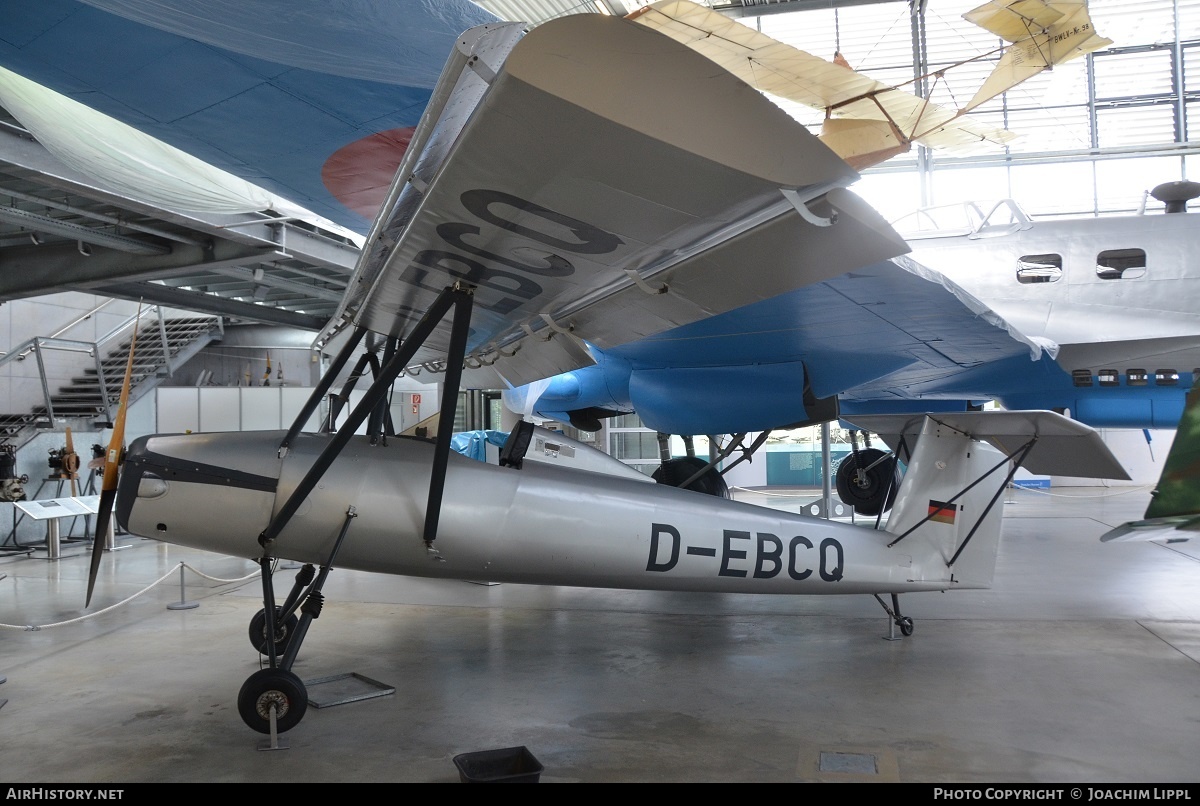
[154, 381, 441, 435]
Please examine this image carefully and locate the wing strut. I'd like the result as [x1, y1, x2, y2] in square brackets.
[422, 289, 474, 552]
[367, 336, 400, 445]
[324, 334, 381, 432]
[258, 283, 475, 552]
[278, 326, 366, 457]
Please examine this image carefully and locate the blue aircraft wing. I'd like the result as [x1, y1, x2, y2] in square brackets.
[526, 256, 1055, 435]
[0, 0, 496, 232]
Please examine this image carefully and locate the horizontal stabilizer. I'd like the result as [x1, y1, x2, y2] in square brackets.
[1100, 516, 1199, 543]
[844, 410, 1130, 480]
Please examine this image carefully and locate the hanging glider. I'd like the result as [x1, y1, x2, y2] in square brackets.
[963, 0, 1114, 111]
[628, 0, 1109, 169]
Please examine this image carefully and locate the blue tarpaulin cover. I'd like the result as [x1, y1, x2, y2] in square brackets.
[451, 430, 509, 462]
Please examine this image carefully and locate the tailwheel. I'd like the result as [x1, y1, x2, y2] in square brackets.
[248, 608, 299, 656]
[238, 668, 308, 734]
[873, 593, 914, 640]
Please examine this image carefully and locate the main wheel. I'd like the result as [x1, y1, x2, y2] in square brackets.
[898, 616, 914, 637]
[653, 457, 730, 498]
[248, 608, 299, 656]
[835, 448, 900, 516]
[237, 668, 308, 734]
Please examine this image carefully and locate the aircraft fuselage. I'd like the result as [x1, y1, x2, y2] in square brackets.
[117, 430, 963, 596]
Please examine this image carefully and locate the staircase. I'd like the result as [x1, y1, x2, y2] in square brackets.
[0, 315, 223, 444]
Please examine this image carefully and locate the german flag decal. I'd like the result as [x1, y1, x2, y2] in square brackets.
[928, 500, 957, 524]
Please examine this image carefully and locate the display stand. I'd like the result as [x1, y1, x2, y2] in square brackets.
[13, 495, 109, 560]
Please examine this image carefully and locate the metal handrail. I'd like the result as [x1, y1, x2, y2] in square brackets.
[48, 298, 118, 340]
[0, 299, 118, 360]
[0, 307, 223, 430]
[94, 304, 160, 350]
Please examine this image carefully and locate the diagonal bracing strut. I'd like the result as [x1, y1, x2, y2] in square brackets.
[258, 283, 475, 551]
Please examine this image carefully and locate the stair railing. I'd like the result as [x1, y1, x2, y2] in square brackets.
[0, 307, 223, 429]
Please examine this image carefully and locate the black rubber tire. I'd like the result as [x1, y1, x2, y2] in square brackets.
[898, 616, 914, 637]
[237, 668, 308, 734]
[835, 448, 900, 516]
[652, 456, 730, 498]
[248, 608, 299, 656]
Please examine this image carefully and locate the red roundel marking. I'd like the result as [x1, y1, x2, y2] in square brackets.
[322, 127, 415, 220]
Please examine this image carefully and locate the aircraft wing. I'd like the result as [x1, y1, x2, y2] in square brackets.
[0, 0, 497, 231]
[333, 14, 910, 387]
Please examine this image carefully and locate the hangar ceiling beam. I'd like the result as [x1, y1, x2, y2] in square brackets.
[212, 219, 361, 272]
[0, 108, 361, 326]
[0, 204, 170, 254]
[0, 240, 285, 298]
[711, 0, 897, 18]
[207, 266, 346, 303]
[93, 282, 328, 331]
[2, 186, 209, 246]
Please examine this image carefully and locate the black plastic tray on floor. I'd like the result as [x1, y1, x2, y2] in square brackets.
[453, 745, 543, 783]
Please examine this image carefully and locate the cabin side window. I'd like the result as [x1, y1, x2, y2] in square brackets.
[1016, 253, 1062, 284]
[1096, 248, 1147, 280]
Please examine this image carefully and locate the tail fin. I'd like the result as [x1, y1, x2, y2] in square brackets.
[1103, 387, 1200, 542]
[848, 410, 1129, 588]
[964, 0, 1113, 112]
[878, 417, 1011, 589]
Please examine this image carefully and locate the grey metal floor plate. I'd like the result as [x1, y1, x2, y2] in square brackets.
[304, 673, 395, 709]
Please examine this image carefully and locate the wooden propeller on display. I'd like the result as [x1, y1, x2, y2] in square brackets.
[61, 427, 79, 498]
[86, 306, 140, 607]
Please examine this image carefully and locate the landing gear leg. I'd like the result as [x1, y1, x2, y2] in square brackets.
[873, 593, 914, 641]
[238, 506, 358, 735]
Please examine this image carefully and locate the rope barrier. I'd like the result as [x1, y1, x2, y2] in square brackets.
[730, 486, 823, 499]
[731, 484, 1154, 501]
[0, 561, 258, 632]
[1006, 484, 1154, 500]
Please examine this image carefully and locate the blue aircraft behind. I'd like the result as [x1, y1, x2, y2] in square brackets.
[517, 190, 1200, 436]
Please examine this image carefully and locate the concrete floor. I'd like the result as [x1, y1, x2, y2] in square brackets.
[0, 485, 1198, 783]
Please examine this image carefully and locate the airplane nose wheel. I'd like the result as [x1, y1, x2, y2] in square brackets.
[238, 668, 308, 734]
